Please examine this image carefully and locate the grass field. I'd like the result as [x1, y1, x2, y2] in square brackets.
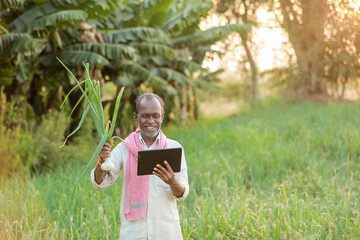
[1, 101, 360, 239]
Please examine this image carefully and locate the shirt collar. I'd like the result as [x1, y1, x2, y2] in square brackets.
[139, 131, 161, 149]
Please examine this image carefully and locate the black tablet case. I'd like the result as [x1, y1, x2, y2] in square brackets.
[137, 148, 182, 176]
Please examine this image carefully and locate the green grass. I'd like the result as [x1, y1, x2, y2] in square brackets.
[2, 101, 360, 239]
[0, 176, 66, 239]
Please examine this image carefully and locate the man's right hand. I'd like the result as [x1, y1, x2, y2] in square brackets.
[95, 140, 114, 184]
[99, 140, 114, 163]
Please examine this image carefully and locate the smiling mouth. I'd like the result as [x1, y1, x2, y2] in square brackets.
[146, 126, 157, 129]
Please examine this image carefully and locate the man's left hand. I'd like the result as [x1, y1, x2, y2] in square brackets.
[153, 161, 185, 198]
[153, 161, 176, 186]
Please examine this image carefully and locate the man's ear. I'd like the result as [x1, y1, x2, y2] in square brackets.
[133, 112, 138, 124]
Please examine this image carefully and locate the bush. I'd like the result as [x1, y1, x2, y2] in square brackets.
[0, 108, 98, 176]
[0, 101, 27, 177]
[27, 110, 98, 174]
[0, 126, 26, 177]
[0, 109, 72, 176]
[26, 110, 68, 173]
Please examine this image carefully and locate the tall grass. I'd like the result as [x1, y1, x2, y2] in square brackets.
[170, 101, 360, 239]
[0, 177, 66, 239]
[2, 101, 360, 239]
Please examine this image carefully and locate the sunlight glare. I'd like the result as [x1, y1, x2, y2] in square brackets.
[349, 0, 360, 11]
[201, 8, 289, 73]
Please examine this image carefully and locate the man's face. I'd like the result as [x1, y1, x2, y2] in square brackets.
[134, 97, 163, 142]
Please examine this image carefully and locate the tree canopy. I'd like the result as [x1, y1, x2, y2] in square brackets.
[0, 0, 250, 135]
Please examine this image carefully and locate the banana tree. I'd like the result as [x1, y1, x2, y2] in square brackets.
[95, 0, 251, 124]
[0, 0, 119, 128]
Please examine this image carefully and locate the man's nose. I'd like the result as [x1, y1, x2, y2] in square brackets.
[147, 115, 155, 122]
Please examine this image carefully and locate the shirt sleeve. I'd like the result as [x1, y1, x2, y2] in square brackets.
[170, 144, 189, 200]
[90, 143, 124, 191]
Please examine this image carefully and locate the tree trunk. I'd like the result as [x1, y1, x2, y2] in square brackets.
[180, 85, 187, 125]
[240, 32, 258, 101]
[188, 86, 195, 122]
[278, 0, 328, 95]
[238, 0, 259, 101]
[340, 75, 348, 100]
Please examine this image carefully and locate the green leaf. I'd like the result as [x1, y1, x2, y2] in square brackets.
[11, 37, 45, 55]
[84, 63, 104, 136]
[7, 1, 57, 32]
[52, 0, 119, 19]
[151, 67, 190, 85]
[0, 54, 14, 86]
[129, 42, 174, 59]
[0, 33, 45, 55]
[66, 43, 138, 60]
[0, 0, 25, 9]
[67, 89, 86, 120]
[31, 10, 88, 31]
[94, 79, 105, 132]
[54, 51, 109, 67]
[172, 23, 252, 48]
[163, 2, 213, 34]
[170, 59, 203, 73]
[102, 27, 170, 44]
[107, 87, 124, 141]
[109, 60, 168, 86]
[59, 104, 90, 148]
[57, 57, 102, 129]
[124, 0, 172, 27]
[70, 133, 108, 207]
[0, 24, 8, 34]
[145, 0, 173, 27]
[60, 79, 88, 109]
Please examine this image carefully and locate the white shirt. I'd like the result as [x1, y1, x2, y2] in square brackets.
[91, 133, 189, 240]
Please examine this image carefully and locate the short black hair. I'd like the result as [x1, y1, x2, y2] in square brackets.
[133, 93, 165, 114]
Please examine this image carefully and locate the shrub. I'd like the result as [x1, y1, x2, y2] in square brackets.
[0, 101, 27, 177]
[22, 110, 67, 173]
[0, 100, 108, 176]
[27, 110, 98, 174]
[0, 126, 26, 177]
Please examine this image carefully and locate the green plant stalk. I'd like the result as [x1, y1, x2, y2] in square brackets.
[57, 57, 125, 206]
[100, 87, 125, 171]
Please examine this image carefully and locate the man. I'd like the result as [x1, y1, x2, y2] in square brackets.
[91, 93, 189, 240]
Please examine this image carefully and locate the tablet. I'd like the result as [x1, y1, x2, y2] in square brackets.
[137, 148, 182, 176]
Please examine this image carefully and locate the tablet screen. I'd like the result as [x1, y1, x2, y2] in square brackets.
[137, 148, 182, 176]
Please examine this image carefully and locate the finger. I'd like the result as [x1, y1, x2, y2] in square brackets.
[101, 147, 111, 152]
[155, 164, 172, 181]
[153, 166, 165, 175]
[155, 164, 168, 174]
[100, 149, 111, 156]
[100, 153, 111, 159]
[100, 148, 111, 154]
[152, 170, 161, 177]
[101, 147, 110, 153]
[164, 161, 174, 174]
[104, 140, 114, 147]
[153, 168, 166, 180]
[103, 142, 112, 148]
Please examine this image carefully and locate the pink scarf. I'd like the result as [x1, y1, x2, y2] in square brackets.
[123, 128, 168, 221]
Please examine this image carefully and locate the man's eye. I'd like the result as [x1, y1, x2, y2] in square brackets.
[153, 114, 160, 118]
